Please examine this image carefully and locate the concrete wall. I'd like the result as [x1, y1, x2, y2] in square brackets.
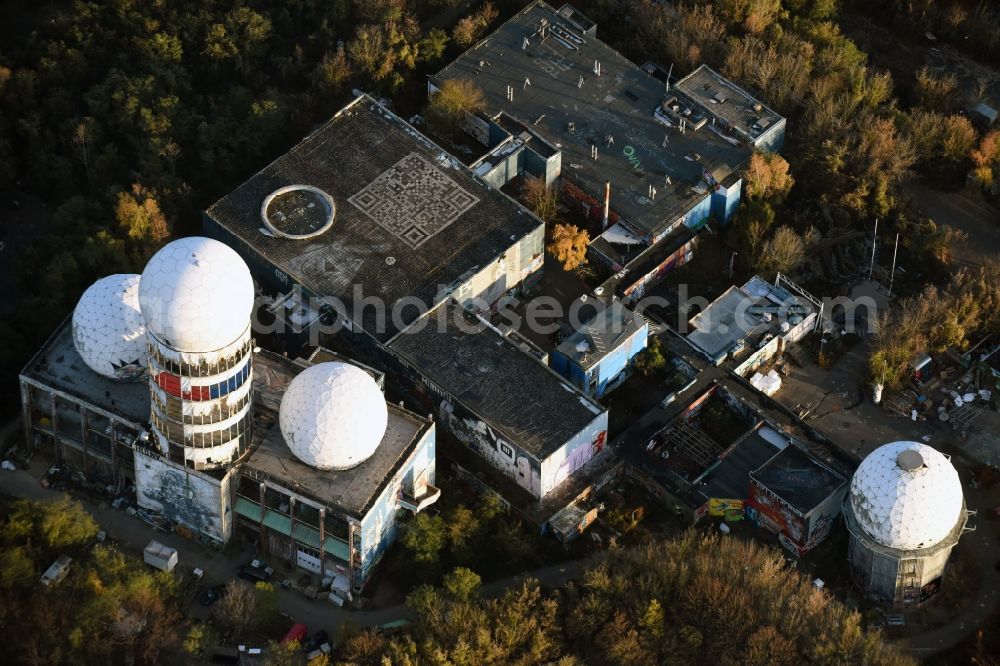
[539, 411, 609, 496]
[711, 177, 743, 224]
[437, 392, 543, 498]
[755, 119, 786, 153]
[620, 237, 698, 305]
[134, 451, 233, 542]
[455, 224, 544, 313]
[358, 425, 436, 586]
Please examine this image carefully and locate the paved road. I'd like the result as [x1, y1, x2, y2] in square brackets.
[0, 463, 592, 639]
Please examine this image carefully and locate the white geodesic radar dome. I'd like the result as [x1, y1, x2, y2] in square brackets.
[849, 441, 963, 551]
[138, 237, 254, 352]
[279, 362, 388, 470]
[71, 274, 148, 381]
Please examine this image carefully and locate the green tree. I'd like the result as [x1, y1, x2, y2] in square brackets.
[37, 496, 99, 549]
[443, 567, 481, 602]
[402, 511, 447, 565]
[635, 336, 667, 376]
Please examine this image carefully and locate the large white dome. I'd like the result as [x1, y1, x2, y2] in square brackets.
[72, 274, 148, 381]
[849, 441, 964, 551]
[138, 237, 254, 352]
[279, 362, 388, 470]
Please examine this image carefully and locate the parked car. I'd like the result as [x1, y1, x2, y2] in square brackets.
[302, 629, 330, 654]
[198, 584, 226, 607]
[281, 623, 308, 645]
[238, 560, 274, 583]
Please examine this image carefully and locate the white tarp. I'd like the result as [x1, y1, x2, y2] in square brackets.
[750, 370, 782, 396]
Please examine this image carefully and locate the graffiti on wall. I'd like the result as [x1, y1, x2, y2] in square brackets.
[134, 453, 225, 541]
[440, 399, 541, 496]
[748, 482, 804, 544]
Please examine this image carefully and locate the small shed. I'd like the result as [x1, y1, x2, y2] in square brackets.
[143, 540, 178, 572]
[969, 102, 998, 126]
[40, 554, 72, 588]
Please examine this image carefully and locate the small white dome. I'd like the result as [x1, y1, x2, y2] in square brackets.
[849, 441, 964, 550]
[279, 362, 388, 470]
[138, 237, 254, 352]
[72, 274, 148, 381]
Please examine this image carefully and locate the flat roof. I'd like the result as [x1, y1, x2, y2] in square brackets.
[556, 303, 645, 370]
[205, 95, 543, 343]
[701, 431, 783, 501]
[388, 302, 605, 459]
[687, 276, 815, 359]
[434, 1, 751, 239]
[244, 358, 431, 518]
[674, 65, 783, 145]
[593, 224, 697, 299]
[750, 443, 847, 515]
[21, 320, 150, 425]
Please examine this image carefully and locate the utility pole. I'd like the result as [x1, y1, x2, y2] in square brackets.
[887, 233, 900, 299]
[867, 218, 878, 283]
[728, 251, 738, 280]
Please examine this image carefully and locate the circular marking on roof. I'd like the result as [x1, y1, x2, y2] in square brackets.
[260, 185, 336, 240]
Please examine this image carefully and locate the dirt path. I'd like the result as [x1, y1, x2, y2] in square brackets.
[901, 482, 1000, 657]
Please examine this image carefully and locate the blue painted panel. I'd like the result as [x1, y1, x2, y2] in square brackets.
[682, 194, 713, 231]
[591, 325, 649, 397]
[711, 178, 743, 225]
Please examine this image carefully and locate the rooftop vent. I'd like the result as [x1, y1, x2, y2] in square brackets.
[897, 449, 925, 472]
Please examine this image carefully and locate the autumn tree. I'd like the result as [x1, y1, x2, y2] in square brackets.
[744, 152, 794, 201]
[115, 184, 170, 248]
[914, 66, 959, 113]
[970, 130, 1000, 188]
[425, 78, 486, 135]
[522, 176, 559, 221]
[548, 224, 590, 271]
[312, 49, 351, 98]
[214, 580, 258, 639]
[904, 110, 977, 165]
[720, 0, 782, 34]
[452, 2, 499, 48]
[757, 225, 807, 277]
[340, 531, 913, 665]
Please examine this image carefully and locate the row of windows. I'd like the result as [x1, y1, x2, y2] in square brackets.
[151, 388, 251, 426]
[151, 409, 253, 449]
[148, 338, 253, 378]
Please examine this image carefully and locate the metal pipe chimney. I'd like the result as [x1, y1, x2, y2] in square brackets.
[603, 181, 611, 229]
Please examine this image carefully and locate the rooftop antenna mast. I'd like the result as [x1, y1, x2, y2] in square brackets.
[867, 218, 878, 283]
[888, 232, 900, 298]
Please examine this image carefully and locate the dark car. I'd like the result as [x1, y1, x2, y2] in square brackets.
[238, 561, 274, 583]
[302, 630, 330, 654]
[198, 584, 226, 607]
